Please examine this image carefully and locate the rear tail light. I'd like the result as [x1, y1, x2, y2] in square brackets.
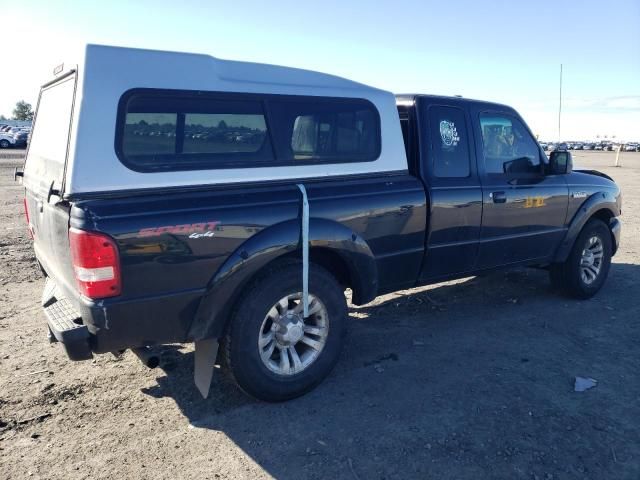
[23, 198, 33, 239]
[69, 228, 121, 299]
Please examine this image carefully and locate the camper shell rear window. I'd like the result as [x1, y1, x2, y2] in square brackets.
[116, 89, 381, 172]
[24, 72, 77, 191]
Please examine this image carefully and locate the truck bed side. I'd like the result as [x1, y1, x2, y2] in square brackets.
[65, 173, 426, 352]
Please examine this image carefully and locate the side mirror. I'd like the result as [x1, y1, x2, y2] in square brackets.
[548, 150, 572, 175]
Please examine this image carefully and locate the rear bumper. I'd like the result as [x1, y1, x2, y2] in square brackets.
[40, 276, 203, 359]
[610, 217, 621, 255]
[80, 288, 203, 353]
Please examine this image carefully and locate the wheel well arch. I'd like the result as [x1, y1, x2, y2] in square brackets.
[555, 204, 618, 262]
[591, 207, 614, 224]
[188, 220, 378, 341]
[244, 246, 361, 307]
[285, 247, 353, 291]
[589, 208, 618, 254]
[207, 249, 358, 339]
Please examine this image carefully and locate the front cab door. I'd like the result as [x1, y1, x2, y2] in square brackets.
[473, 110, 569, 269]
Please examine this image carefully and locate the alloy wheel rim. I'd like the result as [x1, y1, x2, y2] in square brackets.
[258, 293, 329, 376]
[580, 235, 604, 285]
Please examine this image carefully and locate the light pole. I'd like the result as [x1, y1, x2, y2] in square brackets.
[558, 64, 563, 142]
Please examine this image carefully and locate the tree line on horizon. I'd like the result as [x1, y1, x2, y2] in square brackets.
[0, 101, 34, 122]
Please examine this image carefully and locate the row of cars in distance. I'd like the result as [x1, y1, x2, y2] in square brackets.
[540, 141, 640, 152]
[622, 143, 640, 152]
[0, 124, 31, 149]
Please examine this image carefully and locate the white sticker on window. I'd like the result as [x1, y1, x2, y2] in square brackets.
[440, 120, 460, 147]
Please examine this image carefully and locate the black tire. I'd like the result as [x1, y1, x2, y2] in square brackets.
[549, 218, 612, 299]
[222, 260, 347, 402]
[0, 140, 10, 149]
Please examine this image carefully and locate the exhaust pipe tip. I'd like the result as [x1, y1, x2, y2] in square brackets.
[131, 346, 160, 369]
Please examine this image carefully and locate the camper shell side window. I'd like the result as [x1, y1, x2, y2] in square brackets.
[116, 89, 381, 173]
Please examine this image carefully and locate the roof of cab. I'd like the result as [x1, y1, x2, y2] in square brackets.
[63, 44, 407, 196]
[395, 93, 513, 112]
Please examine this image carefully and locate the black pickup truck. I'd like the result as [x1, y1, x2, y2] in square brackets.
[21, 45, 621, 401]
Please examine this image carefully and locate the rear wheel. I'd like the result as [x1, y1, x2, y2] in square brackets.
[222, 261, 347, 402]
[550, 218, 612, 299]
[0, 140, 10, 149]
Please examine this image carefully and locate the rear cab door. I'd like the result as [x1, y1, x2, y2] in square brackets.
[22, 70, 78, 298]
[412, 96, 483, 280]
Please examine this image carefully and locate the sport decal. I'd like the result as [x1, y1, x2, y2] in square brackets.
[138, 222, 220, 239]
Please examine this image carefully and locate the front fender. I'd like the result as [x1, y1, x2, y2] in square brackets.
[187, 218, 377, 340]
[554, 191, 620, 262]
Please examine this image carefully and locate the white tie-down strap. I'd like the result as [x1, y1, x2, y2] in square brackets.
[297, 184, 309, 318]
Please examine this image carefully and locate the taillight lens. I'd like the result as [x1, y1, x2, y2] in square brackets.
[23, 198, 33, 239]
[69, 228, 121, 299]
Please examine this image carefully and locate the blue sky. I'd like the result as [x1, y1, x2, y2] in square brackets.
[2, 0, 639, 140]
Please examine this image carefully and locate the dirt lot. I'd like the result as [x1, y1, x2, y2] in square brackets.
[1, 151, 639, 480]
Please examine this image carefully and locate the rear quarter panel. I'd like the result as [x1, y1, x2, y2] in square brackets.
[71, 173, 426, 349]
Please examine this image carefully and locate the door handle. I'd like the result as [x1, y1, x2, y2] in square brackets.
[490, 191, 507, 204]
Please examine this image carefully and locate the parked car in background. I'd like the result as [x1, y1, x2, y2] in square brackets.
[0, 132, 18, 149]
[13, 130, 29, 147]
[624, 143, 638, 152]
[0, 124, 33, 133]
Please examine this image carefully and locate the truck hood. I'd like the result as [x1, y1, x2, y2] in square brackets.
[573, 169, 614, 182]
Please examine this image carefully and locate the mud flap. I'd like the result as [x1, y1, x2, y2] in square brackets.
[194, 338, 219, 398]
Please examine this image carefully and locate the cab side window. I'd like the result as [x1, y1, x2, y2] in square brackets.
[479, 114, 541, 175]
[427, 106, 470, 178]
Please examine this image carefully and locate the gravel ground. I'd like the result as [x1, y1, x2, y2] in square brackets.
[1, 151, 639, 480]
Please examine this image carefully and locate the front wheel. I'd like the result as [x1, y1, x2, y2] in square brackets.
[0, 140, 10, 149]
[222, 261, 347, 402]
[550, 218, 612, 299]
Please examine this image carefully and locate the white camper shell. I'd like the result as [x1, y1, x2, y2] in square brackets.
[24, 44, 407, 198]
